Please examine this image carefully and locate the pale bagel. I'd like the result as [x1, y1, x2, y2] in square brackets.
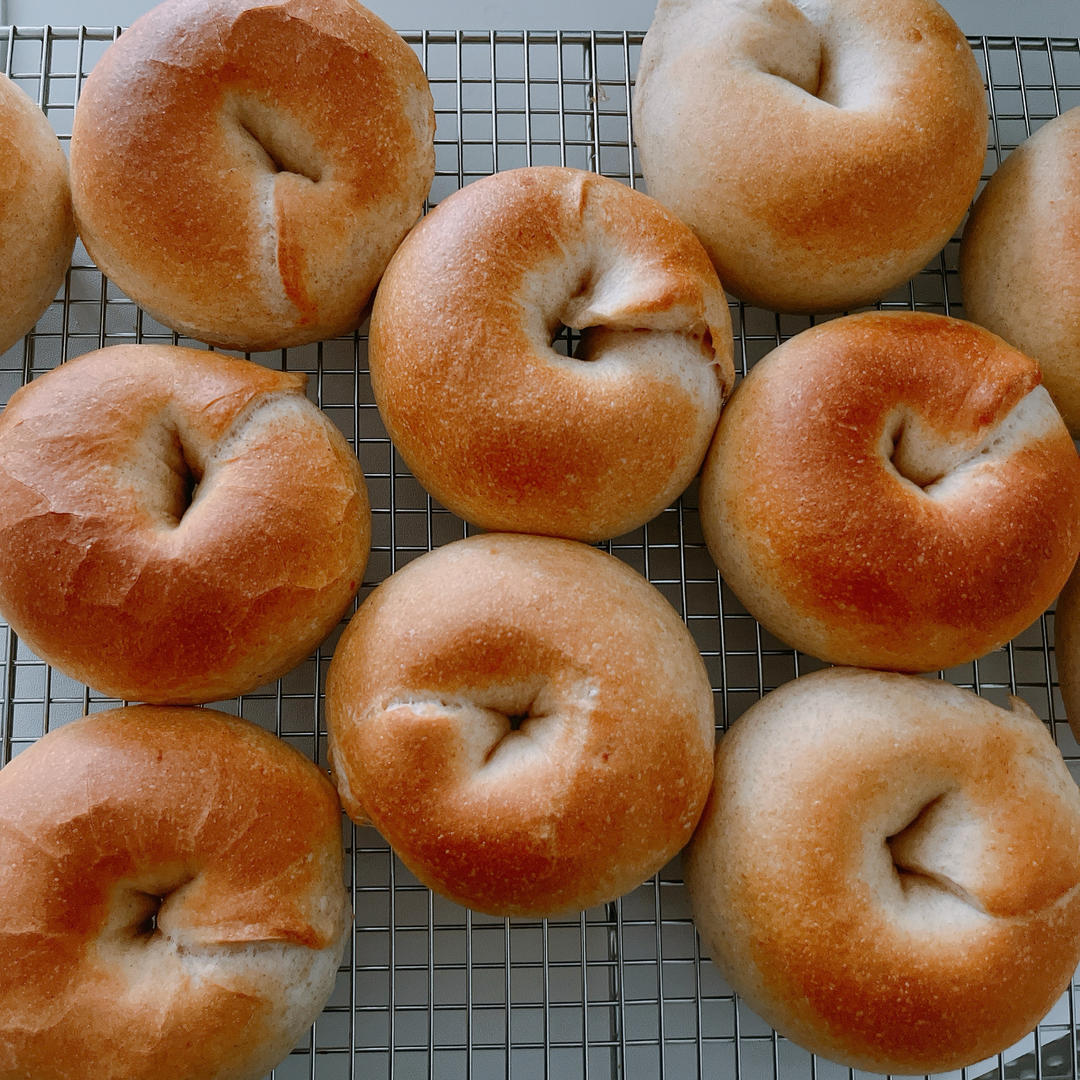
[0, 345, 370, 703]
[686, 667, 1080, 1075]
[0, 706, 350, 1080]
[325, 533, 716, 916]
[70, 0, 434, 351]
[699, 312, 1080, 671]
[0, 72, 75, 355]
[961, 107, 1080, 436]
[369, 166, 734, 542]
[633, 0, 987, 312]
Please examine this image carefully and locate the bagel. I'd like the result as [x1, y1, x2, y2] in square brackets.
[325, 533, 716, 916]
[633, 0, 987, 312]
[369, 166, 734, 542]
[70, 0, 434, 352]
[0, 344, 370, 703]
[961, 107, 1080, 436]
[1057, 565, 1080, 740]
[0, 72, 75, 355]
[686, 667, 1080, 1075]
[700, 312, 1080, 671]
[0, 705, 349, 1080]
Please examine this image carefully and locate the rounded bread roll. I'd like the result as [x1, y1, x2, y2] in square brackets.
[0, 72, 76, 355]
[369, 166, 734, 542]
[633, 0, 987, 312]
[0, 344, 370, 703]
[961, 107, 1080, 436]
[70, 0, 434, 352]
[1056, 565, 1080, 740]
[700, 312, 1080, 671]
[325, 533, 716, 916]
[0, 705, 350, 1080]
[686, 667, 1080, 1075]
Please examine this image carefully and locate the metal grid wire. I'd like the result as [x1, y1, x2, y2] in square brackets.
[1, 23, 1079, 1080]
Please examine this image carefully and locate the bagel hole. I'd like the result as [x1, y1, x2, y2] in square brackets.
[549, 322, 583, 358]
[887, 419, 945, 490]
[166, 429, 203, 525]
[482, 701, 547, 765]
[235, 100, 324, 184]
[126, 874, 195, 941]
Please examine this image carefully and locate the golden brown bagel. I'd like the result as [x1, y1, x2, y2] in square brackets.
[700, 312, 1080, 671]
[686, 667, 1080, 1075]
[633, 0, 987, 312]
[961, 107, 1080, 436]
[0, 72, 75, 354]
[325, 533, 716, 916]
[369, 166, 734, 542]
[0, 706, 350, 1080]
[0, 345, 370, 703]
[70, 0, 434, 351]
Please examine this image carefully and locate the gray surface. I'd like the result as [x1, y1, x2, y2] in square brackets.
[3, 0, 1080, 35]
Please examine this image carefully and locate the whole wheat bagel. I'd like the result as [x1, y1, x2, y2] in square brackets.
[325, 533, 716, 916]
[369, 166, 734, 542]
[1056, 566, 1080, 740]
[686, 667, 1080, 1075]
[0, 72, 75, 355]
[700, 312, 1080, 671]
[961, 107, 1080, 436]
[70, 0, 434, 352]
[0, 345, 370, 703]
[0, 706, 350, 1080]
[633, 0, 987, 312]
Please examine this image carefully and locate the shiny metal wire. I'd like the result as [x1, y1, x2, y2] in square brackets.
[0, 24, 1078, 1080]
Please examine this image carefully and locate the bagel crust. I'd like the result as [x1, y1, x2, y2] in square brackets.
[369, 166, 734, 542]
[70, 0, 434, 351]
[0, 345, 370, 703]
[961, 107, 1080, 436]
[0, 72, 75, 355]
[633, 0, 987, 312]
[325, 534, 716, 916]
[700, 312, 1080, 671]
[0, 706, 350, 1080]
[686, 668, 1080, 1075]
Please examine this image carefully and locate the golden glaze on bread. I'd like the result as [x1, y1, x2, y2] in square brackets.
[686, 668, 1080, 1074]
[326, 534, 716, 916]
[700, 312, 1080, 671]
[961, 107, 1080, 436]
[634, 0, 987, 312]
[0, 345, 370, 702]
[370, 166, 734, 542]
[0, 72, 75, 354]
[0, 706, 349, 1080]
[70, 0, 434, 351]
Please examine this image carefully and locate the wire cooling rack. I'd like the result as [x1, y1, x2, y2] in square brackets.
[2, 23, 1080, 1080]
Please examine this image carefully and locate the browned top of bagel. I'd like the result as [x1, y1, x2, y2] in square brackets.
[326, 533, 716, 916]
[961, 107, 1080, 436]
[0, 345, 370, 703]
[70, 0, 434, 351]
[0, 706, 348, 1080]
[687, 668, 1080, 1074]
[370, 166, 733, 541]
[634, 0, 987, 312]
[701, 312, 1080, 670]
[0, 72, 75, 355]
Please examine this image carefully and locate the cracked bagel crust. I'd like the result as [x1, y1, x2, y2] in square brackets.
[69, 0, 434, 352]
[325, 533, 716, 917]
[0, 344, 371, 703]
[699, 311, 1080, 671]
[0, 706, 350, 1080]
[686, 668, 1080, 1074]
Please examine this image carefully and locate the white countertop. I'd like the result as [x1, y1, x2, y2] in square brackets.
[4, 0, 1080, 36]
